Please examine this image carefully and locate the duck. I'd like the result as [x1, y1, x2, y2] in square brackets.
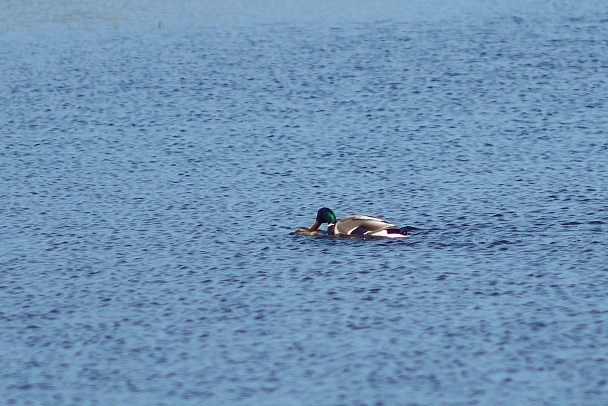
[297, 207, 409, 238]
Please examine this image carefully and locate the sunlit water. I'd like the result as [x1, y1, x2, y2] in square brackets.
[1, 1, 607, 404]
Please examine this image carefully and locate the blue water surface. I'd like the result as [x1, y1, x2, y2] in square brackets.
[1, 1, 607, 404]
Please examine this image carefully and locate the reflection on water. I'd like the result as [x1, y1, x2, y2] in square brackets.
[0, 0, 481, 29]
[1, 1, 607, 404]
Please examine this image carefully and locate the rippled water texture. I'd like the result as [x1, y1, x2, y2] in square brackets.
[1, 1, 607, 404]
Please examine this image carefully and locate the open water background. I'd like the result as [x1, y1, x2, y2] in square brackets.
[1, 1, 607, 404]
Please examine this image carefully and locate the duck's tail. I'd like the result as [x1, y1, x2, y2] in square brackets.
[386, 227, 410, 237]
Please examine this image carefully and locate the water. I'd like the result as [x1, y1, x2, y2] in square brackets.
[1, 1, 607, 404]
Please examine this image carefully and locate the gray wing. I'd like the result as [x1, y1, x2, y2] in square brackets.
[336, 215, 398, 235]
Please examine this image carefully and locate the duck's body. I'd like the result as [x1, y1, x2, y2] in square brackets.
[327, 214, 409, 237]
[300, 208, 409, 238]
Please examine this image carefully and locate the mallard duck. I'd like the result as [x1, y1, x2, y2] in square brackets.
[297, 207, 409, 238]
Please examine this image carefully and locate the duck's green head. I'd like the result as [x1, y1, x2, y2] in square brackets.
[316, 207, 337, 224]
[307, 207, 337, 232]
